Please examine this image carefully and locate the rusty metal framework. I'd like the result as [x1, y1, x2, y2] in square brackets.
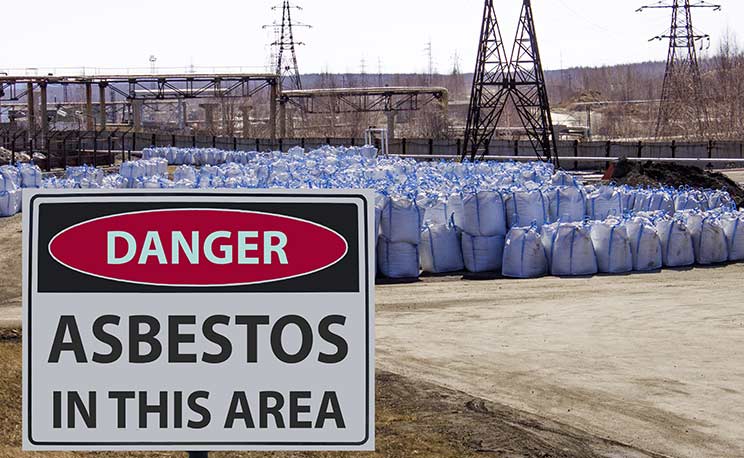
[280, 87, 449, 114]
[0, 73, 282, 148]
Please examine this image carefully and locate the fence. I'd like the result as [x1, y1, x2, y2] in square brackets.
[2, 128, 744, 171]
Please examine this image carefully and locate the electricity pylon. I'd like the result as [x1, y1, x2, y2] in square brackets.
[638, 0, 721, 138]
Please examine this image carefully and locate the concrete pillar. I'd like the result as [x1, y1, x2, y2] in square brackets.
[239, 105, 252, 137]
[26, 83, 35, 141]
[279, 99, 287, 139]
[39, 83, 48, 151]
[200, 103, 218, 133]
[178, 99, 187, 130]
[440, 89, 449, 117]
[132, 99, 144, 132]
[269, 82, 278, 141]
[85, 82, 94, 130]
[386, 110, 396, 140]
[98, 83, 107, 130]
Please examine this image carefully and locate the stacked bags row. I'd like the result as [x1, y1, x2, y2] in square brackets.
[143, 145, 379, 166]
[500, 210, 744, 279]
[1, 163, 43, 216]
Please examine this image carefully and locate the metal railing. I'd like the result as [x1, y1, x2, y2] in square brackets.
[2, 127, 744, 171]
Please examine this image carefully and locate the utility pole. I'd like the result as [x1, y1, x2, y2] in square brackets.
[424, 40, 434, 86]
[263, 1, 311, 91]
[637, 0, 721, 139]
[463, 0, 557, 164]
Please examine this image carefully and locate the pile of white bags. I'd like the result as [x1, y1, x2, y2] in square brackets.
[541, 222, 597, 276]
[66, 165, 104, 186]
[120, 158, 168, 187]
[502, 225, 548, 278]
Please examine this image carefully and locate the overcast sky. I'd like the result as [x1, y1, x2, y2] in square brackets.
[1, 0, 742, 75]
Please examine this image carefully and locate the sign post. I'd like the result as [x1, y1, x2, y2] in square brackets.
[23, 190, 375, 452]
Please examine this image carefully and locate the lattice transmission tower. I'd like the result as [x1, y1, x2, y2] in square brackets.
[263, 1, 311, 91]
[638, 0, 721, 138]
[463, 0, 557, 165]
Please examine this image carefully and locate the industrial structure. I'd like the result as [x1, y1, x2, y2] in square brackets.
[463, 0, 557, 164]
[264, 1, 310, 91]
[279, 86, 449, 139]
[0, 73, 281, 150]
[638, 0, 721, 138]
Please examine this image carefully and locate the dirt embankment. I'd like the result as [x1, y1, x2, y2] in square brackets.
[0, 333, 651, 458]
[611, 159, 744, 208]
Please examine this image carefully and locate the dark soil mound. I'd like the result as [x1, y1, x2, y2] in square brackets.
[611, 159, 744, 208]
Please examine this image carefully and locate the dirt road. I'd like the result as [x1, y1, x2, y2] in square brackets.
[377, 267, 744, 458]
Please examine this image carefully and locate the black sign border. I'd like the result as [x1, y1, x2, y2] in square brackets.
[27, 191, 372, 448]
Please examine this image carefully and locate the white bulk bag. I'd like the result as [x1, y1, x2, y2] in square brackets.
[380, 196, 422, 245]
[647, 190, 675, 214]
[674, 192, 705, 212]
[506, 189, 548, 229]
[461, 233, 504, 273]
[502, 226, 548, 278]
[708, 191, 735, 211]
[420, 224, 464, 274]
[586, 187, 622, 221]
[685, 213, 729, 265]
[19, 164, 43, 188]
[447, 193, 466, 230]
[0, 165, 20, 191]
[551, 171, 578, 187]
[377, 239, 419, 279]
[590, 220, 633, 274]
[0, 189, 21, 216]
[422, 196, 452, 227]
[618, 186, 637, 212]
[541, 223, 597, 276]
[625, 217, 663, 271]
[721, 213, 744, 261]
[174, 165, 197, 183]
[375, 194, 389, 238]
[461, 191, 507, 236]
[548, 186, 586, 223]
[655, 217, 695, 267]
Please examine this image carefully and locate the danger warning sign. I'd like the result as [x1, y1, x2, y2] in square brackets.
[22, 190, 375, 451]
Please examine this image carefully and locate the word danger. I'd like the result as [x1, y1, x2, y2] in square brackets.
[48, 314, 348, 364]
[107, 231, 289, 266]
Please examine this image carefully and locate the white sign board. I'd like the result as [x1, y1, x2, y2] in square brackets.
[23, 190, 375, 451]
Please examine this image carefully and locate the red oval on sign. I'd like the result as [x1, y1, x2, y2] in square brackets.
[48, 209, 349, 287]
